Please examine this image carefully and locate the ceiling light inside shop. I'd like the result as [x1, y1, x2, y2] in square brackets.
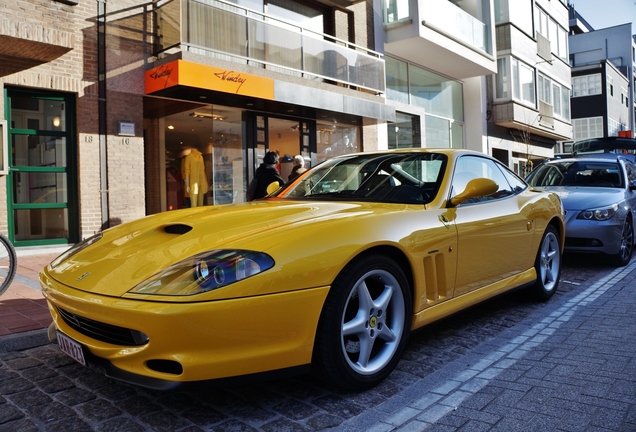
[167, 125, 174, 130]
[190, 112, 226, 121]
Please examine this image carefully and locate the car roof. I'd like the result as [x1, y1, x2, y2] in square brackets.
[542, 154, 633, 165]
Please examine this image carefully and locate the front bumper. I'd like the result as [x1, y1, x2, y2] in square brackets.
[40, 269, 329, 387]
[563, 212, 625, 255]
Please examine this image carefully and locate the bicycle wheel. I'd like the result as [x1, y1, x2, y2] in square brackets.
[0, 233, 17, 296]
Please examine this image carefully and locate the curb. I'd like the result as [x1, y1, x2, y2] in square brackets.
[0, 328, 50, 353]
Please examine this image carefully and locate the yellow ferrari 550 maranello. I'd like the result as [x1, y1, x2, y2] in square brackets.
[41, 149, 564, 391]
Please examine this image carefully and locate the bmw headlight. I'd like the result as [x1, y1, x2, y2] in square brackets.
[128, 250, 275, 296]
[577, 203, 618, 221]
[50, 232, 103, 269]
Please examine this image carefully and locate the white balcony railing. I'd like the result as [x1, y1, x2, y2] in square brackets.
[384, 0, 488, 54]
[156, 0, 386, 94]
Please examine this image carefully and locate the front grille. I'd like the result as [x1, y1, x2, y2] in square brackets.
[57, 307, 149, 346]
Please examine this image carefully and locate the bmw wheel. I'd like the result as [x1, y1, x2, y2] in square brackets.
[611, 217, 633, 267]
[314, 254, 412, 390]
[533, 225, 561, 301]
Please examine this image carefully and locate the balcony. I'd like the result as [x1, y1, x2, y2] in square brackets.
[155, 0, 385, 95]
[383, 0, 496, 80]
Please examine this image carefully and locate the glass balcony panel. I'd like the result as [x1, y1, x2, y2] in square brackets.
[249, 19, 302, 69]
[157, 0, 384, 93]
[424, 0, 487, 53]
[188, 1, 247, 57]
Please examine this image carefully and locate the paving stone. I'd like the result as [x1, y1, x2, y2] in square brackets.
[9, 389, 52, 409]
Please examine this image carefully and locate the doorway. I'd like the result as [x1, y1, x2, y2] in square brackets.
[4, 88, 77, 246]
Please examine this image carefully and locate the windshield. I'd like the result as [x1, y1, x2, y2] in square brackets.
[527, 161, 623, 188]
[277, 152, 447, 204]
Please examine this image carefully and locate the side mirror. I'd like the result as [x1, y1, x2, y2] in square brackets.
[266, 181, 281, 195]
[450, 178, 499, 207]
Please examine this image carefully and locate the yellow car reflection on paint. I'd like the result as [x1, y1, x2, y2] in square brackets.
[40, 149, 565, 391]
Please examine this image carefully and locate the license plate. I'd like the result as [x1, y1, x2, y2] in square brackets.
[56, 331, 87, 367]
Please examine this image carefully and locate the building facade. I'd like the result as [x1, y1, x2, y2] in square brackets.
[487, 0, 572, 175]
[1, 0, 394, 247]
[568, 8, 635, 146]
[380, 0, 497, 153]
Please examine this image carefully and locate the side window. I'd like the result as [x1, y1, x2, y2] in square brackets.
[495, 162, 528, 192]
[625, 161, 636, 186]
[451, 156, 514, 204]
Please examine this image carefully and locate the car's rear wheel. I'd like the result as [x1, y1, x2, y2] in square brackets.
[533, 225, 561, 301]
[610, 217, 633, 267]
[313, 254, 412, 390]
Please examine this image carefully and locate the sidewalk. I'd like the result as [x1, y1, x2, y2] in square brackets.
[0, 246, 68, 339]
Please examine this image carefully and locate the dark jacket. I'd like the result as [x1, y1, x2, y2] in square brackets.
[252, 164, 285, 200]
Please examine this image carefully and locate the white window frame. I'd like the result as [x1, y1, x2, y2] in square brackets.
[512, 57, 536, 106]
[572, 74, 602, 97]
[573, 117, 604, 140]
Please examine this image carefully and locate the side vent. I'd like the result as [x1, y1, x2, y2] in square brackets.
[163, 224, 193, 235]
[423, 253, 448, 304]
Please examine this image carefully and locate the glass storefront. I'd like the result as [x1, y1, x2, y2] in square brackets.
[157, 102, 360, 210]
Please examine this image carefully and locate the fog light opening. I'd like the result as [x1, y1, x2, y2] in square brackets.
[146, 359, 183, 375]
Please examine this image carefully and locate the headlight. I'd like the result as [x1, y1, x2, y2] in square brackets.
[576, 203, 619, 221]
[49, 232, 103, 269]
[128, 250, 275, 296]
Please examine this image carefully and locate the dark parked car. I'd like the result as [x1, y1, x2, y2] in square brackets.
[526, 155, 636, 266]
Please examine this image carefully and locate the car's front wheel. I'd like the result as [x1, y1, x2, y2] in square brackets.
[533, 225, 561, 301]
[610, 217, 633, 267]
[313, 254, 412, 390]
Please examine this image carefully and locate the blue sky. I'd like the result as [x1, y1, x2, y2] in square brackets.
[570, 0, 636, 33]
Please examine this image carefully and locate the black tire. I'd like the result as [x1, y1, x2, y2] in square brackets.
[313, 254, 412, 390]
[610, 217, 633, 267]
[0, 233, 17, 296]
[532, 225, 561, 301]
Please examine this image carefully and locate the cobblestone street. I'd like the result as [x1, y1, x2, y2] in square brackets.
[1, 254, 633, 431]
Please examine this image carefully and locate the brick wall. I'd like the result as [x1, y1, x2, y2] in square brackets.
[1, 0, 151, 240]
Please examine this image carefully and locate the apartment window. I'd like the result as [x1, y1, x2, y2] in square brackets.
[572, 74, 602, 97]
[607, 75, 614, 97]
[386, 57, 464, 121]
[409, 65, 464, 121]
[608, 118, 624, 137]
[496, 58, 508, 99]
[557, 26, 568, 61]
[419, 115, 463, 149]
[535, 7, 549, 38]
[512, 58, 535, 106]
[496, 0, 533, 35]
[553, 83, 561, 118]
[573, 117, 603, 140]
[538, 74, 552, 105]
[388, 112, 421, 149]
[386, 56, 409, 104]
[535, 6, 567, 61]
[561, 87, 571, 121]
[385, 0, 409, 24]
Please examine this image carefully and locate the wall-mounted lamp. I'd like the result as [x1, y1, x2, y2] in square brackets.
[52, 116, 61, 128]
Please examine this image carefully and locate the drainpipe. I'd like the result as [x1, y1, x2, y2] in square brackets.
[97, 0, 109, 230]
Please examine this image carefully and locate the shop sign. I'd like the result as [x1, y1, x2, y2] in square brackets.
[145, 60, 274, 100]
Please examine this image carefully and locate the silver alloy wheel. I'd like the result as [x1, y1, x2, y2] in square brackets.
[538, 230, 560, 293]
[340, 269, 406, 375]
[618, 220, 634, 262]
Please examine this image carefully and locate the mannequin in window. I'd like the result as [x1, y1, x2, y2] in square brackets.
[183, 148, 208, 207]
